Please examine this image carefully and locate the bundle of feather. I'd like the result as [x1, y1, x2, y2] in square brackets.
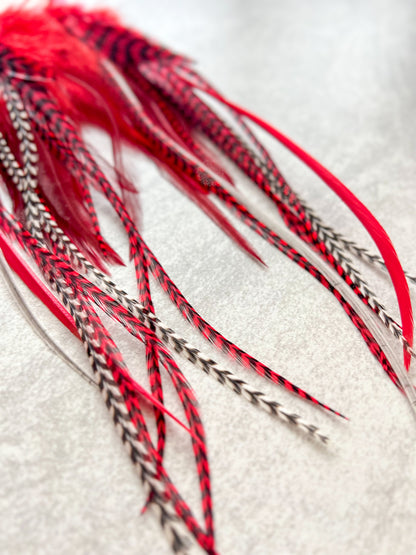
[0, 3, 414, 553]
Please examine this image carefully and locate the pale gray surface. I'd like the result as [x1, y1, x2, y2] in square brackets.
[1, 0, 416, 554]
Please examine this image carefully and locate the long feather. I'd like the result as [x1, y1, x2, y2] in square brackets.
[2, 7, 414, 553]
[0, 247, 94, 384]
[137, 63, 414, 358]
[204, 93, 413, 367]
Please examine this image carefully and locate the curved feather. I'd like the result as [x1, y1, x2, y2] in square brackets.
[206, 95, 413, 368]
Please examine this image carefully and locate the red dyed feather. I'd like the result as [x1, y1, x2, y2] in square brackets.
[1, 5, 414, 554]
[0, 229, 78, 335]
[202, 93, 414, 368]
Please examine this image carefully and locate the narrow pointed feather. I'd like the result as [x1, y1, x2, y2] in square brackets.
[1, 69, 332, 416]
[2, 210, 215, 551]
[127, 72, 235, 185]
[47, 261, 213, 551]
[0, 249, 96, 386]
[0, 229, 78, 335]
[0, 6, 401, 408]
[139, 64, 413, 360]
[160, 162, 264, 265]
[206, 95, 413, 368]
[4, 216, 204, 443]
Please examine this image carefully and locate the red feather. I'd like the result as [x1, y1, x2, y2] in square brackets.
[205, 93, 414, 368]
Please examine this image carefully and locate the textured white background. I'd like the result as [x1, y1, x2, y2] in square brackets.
[1, 0, 416, 553]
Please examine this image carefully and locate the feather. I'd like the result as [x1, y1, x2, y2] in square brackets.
[1, 5, 414, 554]
[0, 247, 94, 384]
[204, 94, 413, 367]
